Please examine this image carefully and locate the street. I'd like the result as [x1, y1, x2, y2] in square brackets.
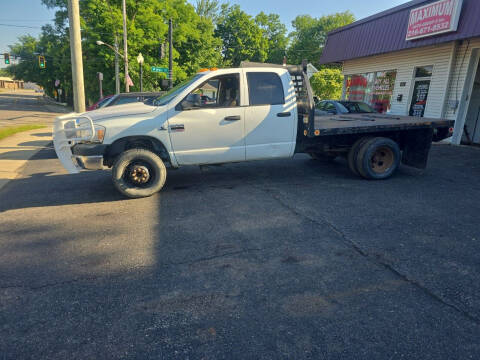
[1, 92, 480, 359]
[0, 90, 68, 128]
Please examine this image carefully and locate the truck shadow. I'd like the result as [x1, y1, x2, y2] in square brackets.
[0, 170, 124, 213]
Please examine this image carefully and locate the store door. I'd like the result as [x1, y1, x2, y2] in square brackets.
[464, 62, 480, 144]
[409, 66, 433, 117]
[409, 80, 431, 117]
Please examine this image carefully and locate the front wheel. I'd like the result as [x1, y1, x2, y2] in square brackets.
[112, 149, 167, 198]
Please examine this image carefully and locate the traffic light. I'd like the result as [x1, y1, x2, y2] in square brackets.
[38, 55, 46, 69]
[4, 53, 10, 65]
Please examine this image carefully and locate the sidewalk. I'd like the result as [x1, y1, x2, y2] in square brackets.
[0, 128, 53, 192]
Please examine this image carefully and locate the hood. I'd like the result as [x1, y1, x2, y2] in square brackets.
[84, 102, 158, 122]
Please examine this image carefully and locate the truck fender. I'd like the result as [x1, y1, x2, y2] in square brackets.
[104, 136, 172, 167]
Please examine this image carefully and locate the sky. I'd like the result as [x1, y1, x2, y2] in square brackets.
[0, 0, 410, 59]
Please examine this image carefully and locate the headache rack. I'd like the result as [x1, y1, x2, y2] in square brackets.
[240, 60, 317, 138]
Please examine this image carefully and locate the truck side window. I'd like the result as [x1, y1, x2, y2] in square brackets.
[247, 72, 284, 106]
[179, 74, 240, 110]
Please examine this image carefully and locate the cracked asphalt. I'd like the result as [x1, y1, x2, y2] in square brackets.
[1, 116, 480, 357]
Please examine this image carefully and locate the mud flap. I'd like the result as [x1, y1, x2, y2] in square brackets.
[402, 128, 433, 169]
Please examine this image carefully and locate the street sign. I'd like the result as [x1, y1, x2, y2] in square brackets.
[151, 66, 168, 73]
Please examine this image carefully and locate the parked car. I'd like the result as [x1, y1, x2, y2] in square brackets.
[87, 95, 114, 111]
[315, 100, 377, 115]
[102, 92, 165, 108]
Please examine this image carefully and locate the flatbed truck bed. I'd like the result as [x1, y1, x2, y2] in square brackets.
[312, 114, 454, 136]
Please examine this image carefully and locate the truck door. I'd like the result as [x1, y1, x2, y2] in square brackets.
[167, 72, 246, 165]
[244, 70, 297, 160]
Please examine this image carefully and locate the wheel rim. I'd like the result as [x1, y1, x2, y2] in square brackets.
[124, 161, 155, 187]
[370, 146, 394, 174]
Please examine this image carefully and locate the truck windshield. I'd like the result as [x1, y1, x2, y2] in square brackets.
[152, 74, 206, 106]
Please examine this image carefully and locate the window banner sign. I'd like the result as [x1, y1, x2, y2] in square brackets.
[406, 0, 463, 41]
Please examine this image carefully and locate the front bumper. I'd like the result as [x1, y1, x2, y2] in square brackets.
[53, 113, 102, 173]
[73, 155, 105, 170]
[71, 144, 108, 170]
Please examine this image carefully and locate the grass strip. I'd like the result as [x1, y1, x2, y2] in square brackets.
[0, 124, 47, 141]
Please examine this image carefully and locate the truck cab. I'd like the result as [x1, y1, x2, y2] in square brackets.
[54, 66, 300, 198]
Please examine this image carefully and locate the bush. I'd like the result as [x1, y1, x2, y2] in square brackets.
[310, 68, 343, 100]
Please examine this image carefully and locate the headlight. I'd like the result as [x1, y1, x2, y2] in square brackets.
[92, 125, 106, 143]
[65, 118, 105, 143]
[73, 118, 93, 139]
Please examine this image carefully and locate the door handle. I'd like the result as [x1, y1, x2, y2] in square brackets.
[224, 115, 241, 121]
[277, 112, 291, 117]
[170, 124, 185, 131]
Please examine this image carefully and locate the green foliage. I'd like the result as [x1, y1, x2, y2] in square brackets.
[310, 68, 344, 100]
[7, 1, 353, 106]
[287, 12, 355, 66]
[195, 0, 221, 23]
[215, 4, 269, 66]
[9, 0, 222, 105]
[254, 12, 288, 64]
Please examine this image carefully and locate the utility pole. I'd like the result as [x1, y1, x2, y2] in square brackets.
[97, 72, 103, 99]
[67, 0, 86, 112]
[136, 53, 144, 92]
[114, 34, 120, 94]
[168, 18, 173, 89]
[122, 0, 129, 93]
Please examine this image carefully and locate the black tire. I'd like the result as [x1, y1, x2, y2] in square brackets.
[355, 137, 401, 180]
[112, 148, 167, 198]
[309, 152, 337, 162]
[347, 137, 373, 176]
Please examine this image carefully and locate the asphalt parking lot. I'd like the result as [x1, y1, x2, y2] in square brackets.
[1, 141, 480, 359]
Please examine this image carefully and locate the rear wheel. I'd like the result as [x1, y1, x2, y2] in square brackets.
[347, 137, 373, 176]
[355, 137, 401, 180]
[112, 148, 167, 198]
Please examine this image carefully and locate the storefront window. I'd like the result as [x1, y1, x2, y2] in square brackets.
[345, 70, 397, 113]
[415, 66, 433, 78]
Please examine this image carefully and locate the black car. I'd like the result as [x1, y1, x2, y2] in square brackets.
[315, 100, 377, 115]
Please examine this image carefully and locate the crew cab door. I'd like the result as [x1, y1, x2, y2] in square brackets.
[244, 70, 297, 160]
[167, 72, 245, 165]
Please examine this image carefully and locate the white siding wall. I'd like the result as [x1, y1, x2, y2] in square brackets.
[343, 43, 455, 118]
[444, 38, 480, 121]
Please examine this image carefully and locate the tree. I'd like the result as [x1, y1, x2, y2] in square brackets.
[8, 0, 223, 105]
[254, 12, 288, 64]
[310, 68, 343, 100]
[287, 12, 354, 66]
[215, 4, 269, 66]
[195, 0, 221, 23]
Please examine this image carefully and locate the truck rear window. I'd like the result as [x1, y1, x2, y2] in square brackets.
[247, 72, 284, 106]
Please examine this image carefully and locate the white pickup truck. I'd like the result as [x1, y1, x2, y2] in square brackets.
[54, 62, 454, 198]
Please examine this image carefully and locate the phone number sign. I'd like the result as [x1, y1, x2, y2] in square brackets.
[406, 0, 463, 41]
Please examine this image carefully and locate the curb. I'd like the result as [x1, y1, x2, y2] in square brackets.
[43, 94, 68, 107]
